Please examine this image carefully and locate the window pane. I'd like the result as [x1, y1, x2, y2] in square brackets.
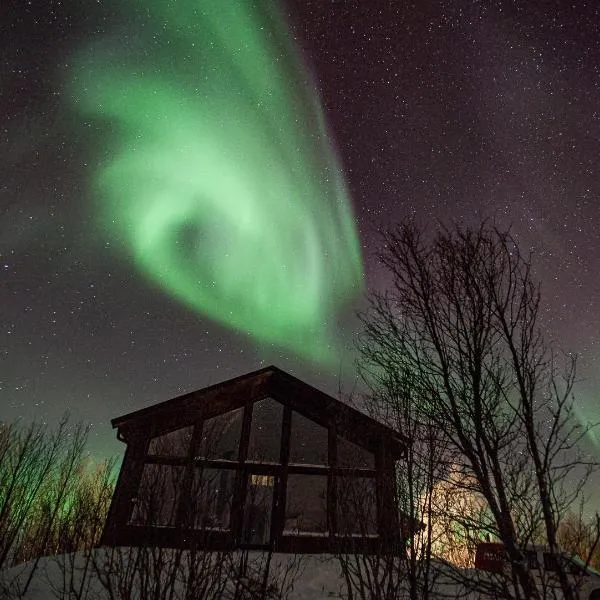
[247, 398, 283, 462]
[527, 550, 541, 569]
[543, 552, 558, 572]
[289, 412, 328, 466]
[251, 474, 275, 487]
[242, 474, 275, 545]
[199, 408, 243, 460]
[337, 436, 375, 469]
[336, 476, 377, 535]
[130, 464, 185, 526]
[148, 426, 193, 457]
[284, 474, 328, 534]
[190, 467, 235, 530]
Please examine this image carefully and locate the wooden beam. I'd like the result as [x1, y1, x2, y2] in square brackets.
[327, 424, 337, 538]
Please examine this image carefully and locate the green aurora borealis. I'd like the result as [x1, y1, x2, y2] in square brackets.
[70, 0, 363, 363]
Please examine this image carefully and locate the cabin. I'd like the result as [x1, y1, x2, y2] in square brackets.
[100, 366, 411, 554]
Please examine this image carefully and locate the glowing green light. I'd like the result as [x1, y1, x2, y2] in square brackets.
[70, 1, 363, 363]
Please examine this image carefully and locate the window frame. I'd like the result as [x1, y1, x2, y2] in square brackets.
[128, 400, 383, 546]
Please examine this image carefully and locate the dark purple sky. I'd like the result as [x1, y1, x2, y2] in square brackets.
[1, 0, 599, 459]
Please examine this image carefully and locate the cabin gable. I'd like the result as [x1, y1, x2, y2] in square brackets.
[101, 366, 410, 554]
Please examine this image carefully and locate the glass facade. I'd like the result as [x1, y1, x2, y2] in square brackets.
[289, 411, 328, 465]
[336, 476, 378, 535]
[191, 467, 235, 530]
[129, 399, 383, 546]
[147, 426, 193, 457]
[284, 474, 328, 533]
[198, 407, 243, 460]
[130, 464, 185, 526]
[242, 474, 275, 544]
[337, 436, 375, 469]
[247, 398, 283, 462]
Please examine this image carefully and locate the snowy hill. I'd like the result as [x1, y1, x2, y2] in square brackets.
[4, 550, 595, 600]
[0, 550, 346, 600]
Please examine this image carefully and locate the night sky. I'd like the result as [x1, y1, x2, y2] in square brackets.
[2, 0, 599, 461]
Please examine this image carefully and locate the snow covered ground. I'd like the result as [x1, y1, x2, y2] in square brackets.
[3, 551, 594, 599]
[0, 552, 509, 600]
[0, 550, 347, 599]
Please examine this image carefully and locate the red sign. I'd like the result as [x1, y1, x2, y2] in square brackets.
[475, 543, 507, 574]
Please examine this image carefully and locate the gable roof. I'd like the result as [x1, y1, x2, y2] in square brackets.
[111, 365, 408, 457]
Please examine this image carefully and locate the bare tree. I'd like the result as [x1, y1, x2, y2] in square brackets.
[557, 509, 600, 571]
[335, 369, 454, 600]
[0, 418, 64, 570]
[0, 416, 101, 598]
[47, 457, 118, 600]
[357, 221, 599, 600]
[224, 548, 306, 600]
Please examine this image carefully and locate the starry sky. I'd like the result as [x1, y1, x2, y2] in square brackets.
[1, 0, 599, 460]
